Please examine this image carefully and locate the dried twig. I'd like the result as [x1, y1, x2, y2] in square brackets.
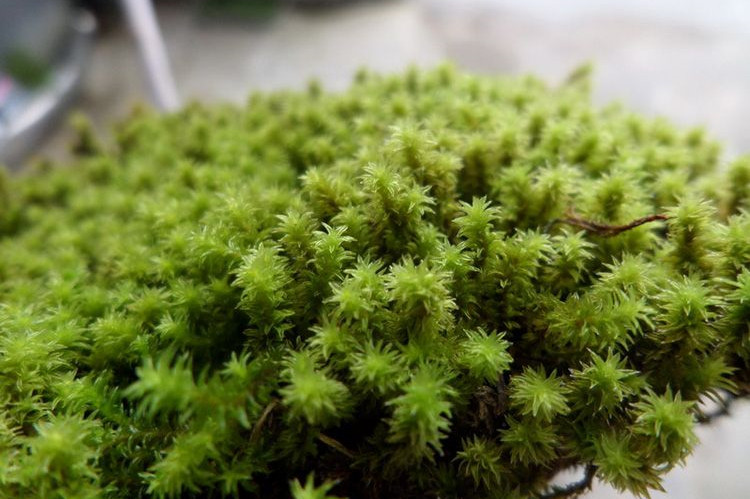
[537, 464, 597, 499]
[553, 212, 669, 237]
[695, 398, 732, 424]
[250, 399, 279, 443]
[695, 385, 750, 424]
[318, 433, 355, 459]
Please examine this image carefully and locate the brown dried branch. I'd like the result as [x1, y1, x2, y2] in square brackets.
[318, 433, 355, 459]
[695, 398, 732, 424]
[250, 398, 279, 443]
[555, 212, 669, 237]
[695, 385, 750, 424]
[537, 464, 597, 499]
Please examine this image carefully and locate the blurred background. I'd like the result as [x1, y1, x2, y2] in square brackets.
[1, 0, 749, 496]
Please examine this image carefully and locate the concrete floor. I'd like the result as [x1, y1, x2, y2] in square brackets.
[34, 1, 750, 497]
[65, 0, 750, 153]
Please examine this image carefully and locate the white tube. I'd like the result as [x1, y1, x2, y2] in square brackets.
[120, 0, 180, 111]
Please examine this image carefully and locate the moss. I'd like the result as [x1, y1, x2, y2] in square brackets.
[3, 49, 50, 89]
[0, 65, 748, 498]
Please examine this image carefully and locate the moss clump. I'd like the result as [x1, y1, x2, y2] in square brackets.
[1, 65, 749, 498]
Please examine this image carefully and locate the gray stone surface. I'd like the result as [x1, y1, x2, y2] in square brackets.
[32, 1, 750, 497]
[423, 0, 750, 155]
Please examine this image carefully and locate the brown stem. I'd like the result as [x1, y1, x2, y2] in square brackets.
[696, 385, 750, 424]
[555, 212, 669, 237]
[537, 464, 597, 499]
[318, 433, 355, 459]
[250, 398, 279, 443]
[696, 398, 732, 424]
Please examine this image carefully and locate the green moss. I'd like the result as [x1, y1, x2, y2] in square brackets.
[0, 65, 748, 498]
[3, 49, 50, 88]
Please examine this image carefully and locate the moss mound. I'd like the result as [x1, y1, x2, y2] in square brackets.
[1, 65, 750, 498]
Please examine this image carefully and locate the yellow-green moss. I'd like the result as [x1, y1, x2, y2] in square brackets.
[0, 65, 748, 498]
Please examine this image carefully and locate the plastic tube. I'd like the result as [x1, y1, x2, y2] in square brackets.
[120, 0, 179, 111]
